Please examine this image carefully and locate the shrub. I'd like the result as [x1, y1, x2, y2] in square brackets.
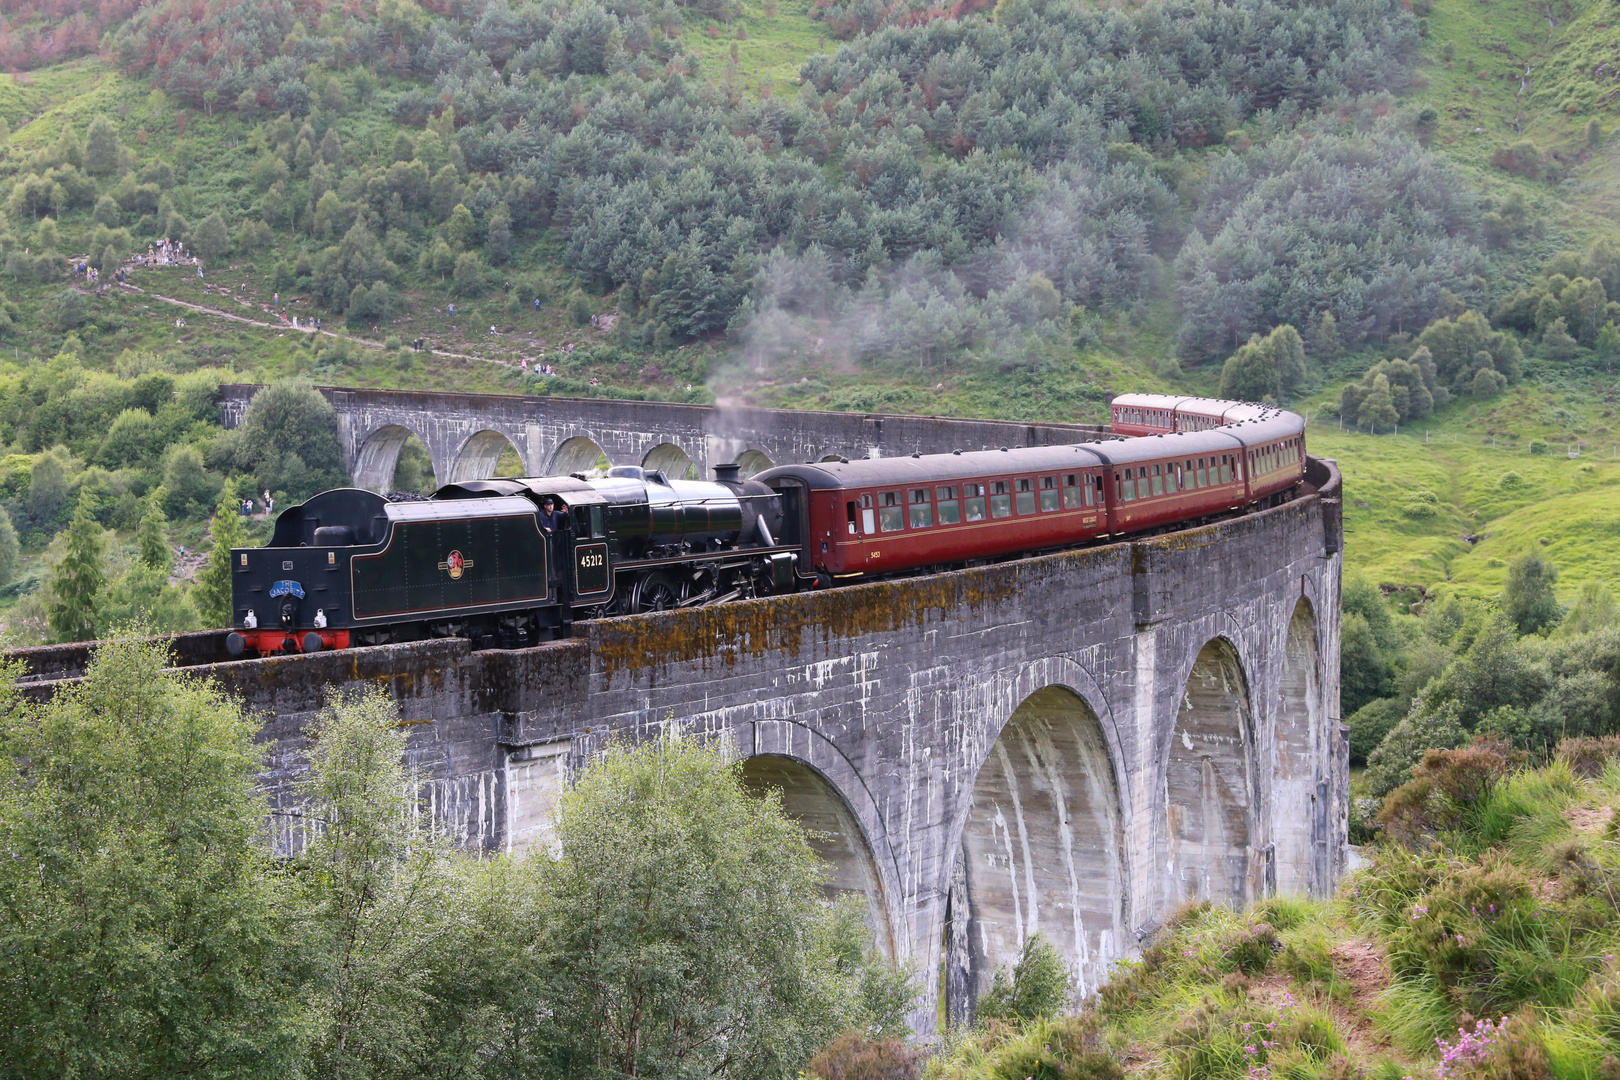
[1223, 920, 1282, 975]
[977, 932, 1071, 1021]
[1528, 439, 1549, 455]
[570, 293, 593, 325]
[41, 288, 86, 333]
[1365, 700, 1468, 798]
[1378, 739, 1518, 846]
[806, 1032, 923, 1080]
[1349, 697, 1408, 765]
[986, 1014, 1123, 1080]
[451, 251, 485, 296]
[1381, 850, 1593, 1023]
[1163, 994, 1343, 1080]
[1491, 141, 1547, 180]
[1503, 552, 1560, 635]
[1553, 735, 1620, 779]
[1403, 490, 1441, 518]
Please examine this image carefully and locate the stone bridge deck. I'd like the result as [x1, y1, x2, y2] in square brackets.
[218, 383, 1111, 489]
[12, 458, 1344, 1032]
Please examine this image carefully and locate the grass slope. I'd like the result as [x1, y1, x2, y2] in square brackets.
[1302, 374, 1620, 603]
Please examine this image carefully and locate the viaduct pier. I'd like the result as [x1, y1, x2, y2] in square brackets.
[14, 392, 1345, 1032]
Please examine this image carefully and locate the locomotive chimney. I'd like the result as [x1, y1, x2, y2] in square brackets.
[713, 462, 742, 485]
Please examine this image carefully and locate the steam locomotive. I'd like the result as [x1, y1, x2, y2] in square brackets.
[226, 395, 1307, 657]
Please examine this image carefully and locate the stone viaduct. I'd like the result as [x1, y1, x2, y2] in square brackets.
[218, 384, 1111, 489]
[18, 393, 1345, 1033]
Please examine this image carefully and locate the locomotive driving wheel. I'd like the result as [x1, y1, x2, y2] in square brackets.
[631, 573, 684, 613]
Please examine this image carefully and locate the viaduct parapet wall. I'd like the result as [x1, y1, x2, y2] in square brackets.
[12, 459, 1345, 1032]
[217, 384, 1110, 489]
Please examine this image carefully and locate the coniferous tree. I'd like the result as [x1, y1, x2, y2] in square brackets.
[1312, 310, 1342, 360]
[1542, 317, 1579, 360]
[195, 482, 246, 629]
[137, 500, 172, 573]
[47, 489, 107, 643]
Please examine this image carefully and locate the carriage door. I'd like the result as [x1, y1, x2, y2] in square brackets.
[844, 493, 875, 563]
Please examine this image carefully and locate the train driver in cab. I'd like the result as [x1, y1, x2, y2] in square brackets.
[538, 496, 564, 537]
[538, 496, 568, 599]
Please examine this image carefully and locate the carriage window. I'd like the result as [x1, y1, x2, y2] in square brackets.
[1062, 474, 1081, 509]
[964, 483, 987, 522]
[1197, 458, 1209, 487]
[991, 480, 1013, 518]
[909, 489, 933, 529]
[1016, 478, 1037, 515]
[1221, 456, 1232, 484]
[936, 486, 961, 524]
[1147, 464, 1161, 497]
[879, 491, 905, 532]
[1120, 469, 1135, 501]
[1040, 476, 1059, 511]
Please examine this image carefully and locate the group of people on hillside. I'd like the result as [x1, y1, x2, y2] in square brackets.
[234, 492, 274, 519]
[138, 238, 195, 268]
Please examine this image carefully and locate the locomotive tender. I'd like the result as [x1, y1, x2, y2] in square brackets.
[226, 395, 1308, 657]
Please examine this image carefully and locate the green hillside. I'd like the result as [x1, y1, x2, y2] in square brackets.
[1305, 378, 1620, 605]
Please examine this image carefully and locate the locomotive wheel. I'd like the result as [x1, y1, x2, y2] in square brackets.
[632, 573, 683, 613]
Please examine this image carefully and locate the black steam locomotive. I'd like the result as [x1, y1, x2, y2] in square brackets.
[226, 463, 796, 656]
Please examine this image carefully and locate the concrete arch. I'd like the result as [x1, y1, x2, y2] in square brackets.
[947, 685, 1126, 1023]
[642, 442, 698, 480]
[734, 450, 774, 478]
[739, 754, 894, 957]
[1162, 637, 1259, 909]
[1273, 599, 1321, 895]
[354, 424, 431, 493]
[549, 435, 610, 477]
[448, 429, 527, 484]
[748, 719, 906, 959]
